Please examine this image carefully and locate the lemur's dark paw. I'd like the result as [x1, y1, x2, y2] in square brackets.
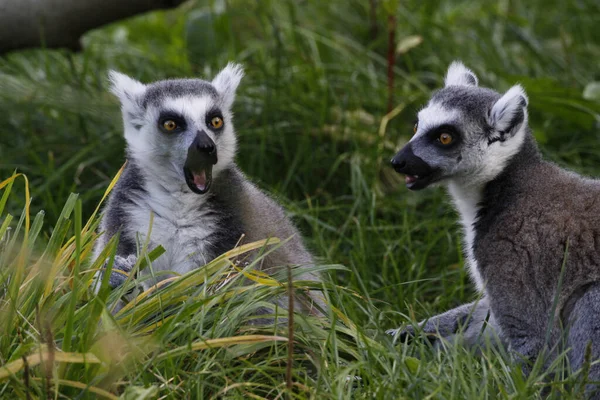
[387, 325, 440, 345]
[104, 255, 137, 289]
[387, 325, 416, 343]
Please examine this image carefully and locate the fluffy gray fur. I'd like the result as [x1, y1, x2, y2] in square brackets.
[389, 61, 600, 393]
[93, 64, 322, 316]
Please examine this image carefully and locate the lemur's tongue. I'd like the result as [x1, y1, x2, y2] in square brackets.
[405, 175, 418, 184]
[183, 165, 213, 195]
[193, 170, 208, 192]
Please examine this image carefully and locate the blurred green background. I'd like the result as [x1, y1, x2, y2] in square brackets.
[0, 1, 599, 396]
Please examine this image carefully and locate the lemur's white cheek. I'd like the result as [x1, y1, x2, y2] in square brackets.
[181, 132, 196, 149]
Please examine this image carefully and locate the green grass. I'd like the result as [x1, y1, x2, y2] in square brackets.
[0, 0, 599, 398]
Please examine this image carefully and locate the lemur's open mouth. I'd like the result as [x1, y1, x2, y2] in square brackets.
[404, 173, 434, 190]
[391, 145, 437, 191]
[184, 131, 218, 195]
[184, 166, 213, 194]
[405, 175, 418, 185]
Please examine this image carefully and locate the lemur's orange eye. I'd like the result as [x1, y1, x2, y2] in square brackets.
[413, 123, 418, 135]
[210, 116, 223, 129]
[439, 132, 453, 145]
[163, 120, 177, 131]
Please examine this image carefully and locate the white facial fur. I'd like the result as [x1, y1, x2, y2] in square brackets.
[411, 103, 459, 144]
[108, 64, 244, 191]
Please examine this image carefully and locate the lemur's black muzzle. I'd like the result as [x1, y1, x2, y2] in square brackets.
[391, 143, 436, 190]
[184, 130, 218, 194]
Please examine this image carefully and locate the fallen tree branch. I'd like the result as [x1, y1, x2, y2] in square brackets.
[0, 0, 186, 54]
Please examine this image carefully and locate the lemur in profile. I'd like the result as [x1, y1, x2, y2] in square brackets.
[93, 64, 322, 316]
[389, 62, 600, 388]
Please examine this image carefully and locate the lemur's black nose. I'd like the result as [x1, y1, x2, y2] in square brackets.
[391, 159, 406, 172]
[194, 130, 216, 155]
[391, 144, 431, 176]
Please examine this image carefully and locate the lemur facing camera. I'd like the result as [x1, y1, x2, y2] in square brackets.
[93, 63, 322, 316]
[389, 62, 600, 387]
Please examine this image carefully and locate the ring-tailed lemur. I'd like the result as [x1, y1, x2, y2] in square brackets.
[389, 61, 600, 389]
[93, 63, 322, 316]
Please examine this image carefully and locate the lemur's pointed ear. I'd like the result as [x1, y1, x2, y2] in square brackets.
[488, 84, 528, 135]
[212, 63, 244, 108]
[445, 61, 478, 87]
[108, 70, 146, 111]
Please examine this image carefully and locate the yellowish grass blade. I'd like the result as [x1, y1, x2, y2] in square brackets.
[135, 315, 175, 335]
[0, 173, 18, 191]
[219, 237, 280, 260]
[154, 335, 288, 363]
[0, 351, 102, 381]
[330, 304, 356, 331]
[0, 172, 31, 236]
[31, 377, 118, 400]
[232, 263, 282, 287]
[43, 257, 67, 297]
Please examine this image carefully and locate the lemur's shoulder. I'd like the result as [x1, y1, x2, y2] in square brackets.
[97, 160, 147, 256]
[212, 166, 312, 264]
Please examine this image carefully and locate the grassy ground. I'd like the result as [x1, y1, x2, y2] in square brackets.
[0, 0, 599, 398]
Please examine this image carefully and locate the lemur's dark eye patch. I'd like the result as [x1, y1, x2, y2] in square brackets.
[158, 111, 187, 133]
[425, 124, 461, 147]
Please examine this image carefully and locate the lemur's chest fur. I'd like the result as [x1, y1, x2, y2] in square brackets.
[99, 164, 244, 283]
[448, 181, 484, 292]
[125, 186, 219, 275]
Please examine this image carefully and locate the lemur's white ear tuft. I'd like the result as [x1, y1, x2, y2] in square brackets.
[445, 61, 478, 87]
[212, 63, 244, 108]
[489, 84, 529, 133]
[108, 70, 146, 109]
